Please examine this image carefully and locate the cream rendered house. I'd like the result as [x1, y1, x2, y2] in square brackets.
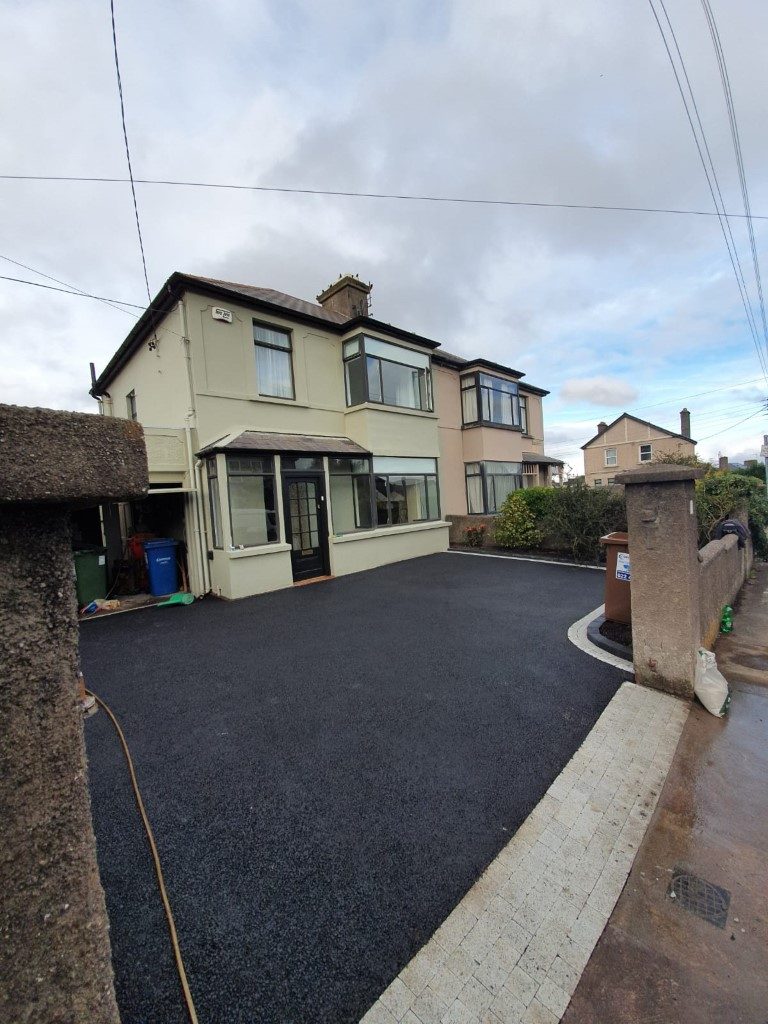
[91, 272, 558, 599]
[582, 410, 696, 487]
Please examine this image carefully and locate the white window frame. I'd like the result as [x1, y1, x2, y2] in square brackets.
[604, 447, 617, 467]
[639, 443, 653, 463]
[594, 478, 603, 487]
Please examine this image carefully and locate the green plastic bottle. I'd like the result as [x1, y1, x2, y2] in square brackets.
[720, 605, 733, 634]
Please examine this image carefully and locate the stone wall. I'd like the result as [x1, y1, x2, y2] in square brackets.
[699, 533, 753, 648]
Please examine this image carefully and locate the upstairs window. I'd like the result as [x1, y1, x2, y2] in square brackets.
[461, 372, 522, 429]
[343, 336, 432, 411]
[639, 443, 653, 463]
[604, 447, 618, 467]
[126, 390, 137, 421]
[520, 395, 528, 434]
[253, 321, 294, 399]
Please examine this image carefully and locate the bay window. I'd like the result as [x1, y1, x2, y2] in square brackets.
[464, 461, 523, 514]
[330, 455, 440, 533]
[461, 372, 522, 429]
[254, 321, 294, 399]
[226, 455, 278, 547]
[344, 336, 433, 411]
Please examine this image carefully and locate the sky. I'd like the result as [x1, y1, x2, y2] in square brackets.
[1, 0, 767, 473]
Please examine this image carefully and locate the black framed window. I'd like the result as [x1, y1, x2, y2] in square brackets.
[329, 457, 373, 533]
[253, 321, 295, 399]
[464, 461, 523, 514]
[373, 457, 439, 526]
[281, 456, 323, 472]
[207, 458, 223, 548]
[520, 395, 528, 434]
[343, 335, 432, 411]
[460, 372, 522, 429]
[226, 455, 278, 547]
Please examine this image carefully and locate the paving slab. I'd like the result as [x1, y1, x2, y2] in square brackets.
[563, 562, 768, 1024]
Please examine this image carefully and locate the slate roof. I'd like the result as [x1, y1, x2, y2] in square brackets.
[197, 431, 370, 457]
[522, 451, 564, 465]
[185, 275, 348, 325]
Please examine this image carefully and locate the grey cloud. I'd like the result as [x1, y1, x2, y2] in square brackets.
[560, 376, 638, 406]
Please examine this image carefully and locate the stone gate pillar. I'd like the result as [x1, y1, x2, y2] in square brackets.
[0, 404, 147, 1024]
[616, 464, 705, 698]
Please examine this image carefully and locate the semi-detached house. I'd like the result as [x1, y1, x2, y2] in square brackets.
[91, 273, 561, 600]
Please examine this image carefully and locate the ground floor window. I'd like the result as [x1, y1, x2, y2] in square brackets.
[226, 455, 278, 547]
[207, 458, 222, 548]
[330, 455, 440, 533]
[465, 461, 523, 514]
[329, 457, 373, 532]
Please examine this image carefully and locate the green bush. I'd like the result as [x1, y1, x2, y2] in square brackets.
[515, 486, 556, 522]
[540, 482, 627, 562]
[494, 493, 541, 549]
[696, 472, 768, 558]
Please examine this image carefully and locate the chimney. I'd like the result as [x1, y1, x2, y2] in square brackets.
[597, 421, 608, 434]
[316, 274, 372, 320]
[680, 407, 691, 438]
[719, 455, 729, 471]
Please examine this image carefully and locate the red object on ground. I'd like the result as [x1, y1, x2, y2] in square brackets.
[128, 533, 155, 561]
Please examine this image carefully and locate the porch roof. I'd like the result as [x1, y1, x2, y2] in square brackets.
[197, 430, 371, 457]
[522, 451, 564, 466]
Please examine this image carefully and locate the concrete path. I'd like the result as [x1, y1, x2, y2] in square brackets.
[363, 683, 687, 1024]
[564, 562, 768, 1024]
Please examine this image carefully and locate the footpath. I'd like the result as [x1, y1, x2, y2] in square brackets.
[564, 561, 768, 1024]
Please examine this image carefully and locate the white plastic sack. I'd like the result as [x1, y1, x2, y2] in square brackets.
[694, 648, 731, 717]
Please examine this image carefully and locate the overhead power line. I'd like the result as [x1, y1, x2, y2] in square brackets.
[109, 0, 152, 307]
[696, 406, 766, 442]
[647, 0, 768, 385]
[3, 172, 768, 221]
[699, 0, 768, 361]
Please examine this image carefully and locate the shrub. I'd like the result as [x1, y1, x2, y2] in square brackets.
[540, 482, 627, 562]
[515, 486, 556, 522]
[696, 472, 768, 558]
[494, 493, 541, 549]
[463, 524, 486, 548]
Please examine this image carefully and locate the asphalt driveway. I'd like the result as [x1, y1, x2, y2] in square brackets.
[81, 552, 625, 1024]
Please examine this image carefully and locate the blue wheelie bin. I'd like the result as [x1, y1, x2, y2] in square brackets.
[144, 539, 179, 596]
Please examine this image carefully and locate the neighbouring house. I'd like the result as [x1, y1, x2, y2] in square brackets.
[582, 409, 696, 487]
[90, 272, 560, 599]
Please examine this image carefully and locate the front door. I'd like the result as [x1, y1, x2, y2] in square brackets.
[283, 474, 329, 581]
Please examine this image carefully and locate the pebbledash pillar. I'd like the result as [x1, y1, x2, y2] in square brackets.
[0, 404, 148, 1024]
[616, 464, 705, 698]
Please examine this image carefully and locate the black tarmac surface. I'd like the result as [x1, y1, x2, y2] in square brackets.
[82, 552, 625, 1024]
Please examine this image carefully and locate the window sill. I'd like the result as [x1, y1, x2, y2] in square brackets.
[332, 520, 449, 543]
[345, 402, 437, 420]
[461, 422, 523, 433]
[227, 542, 291, 559]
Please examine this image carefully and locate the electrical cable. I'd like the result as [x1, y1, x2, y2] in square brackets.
[85, 688, 199, 1024]
[651, 0, 768, 385]
[699, 0, 768, 362]
[109, 0, 152, 307]
[696, 406, 766, 442]
[2, 172, 768, 220]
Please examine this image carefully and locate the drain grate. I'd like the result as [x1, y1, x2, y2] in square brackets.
[669, 869, 730, 928]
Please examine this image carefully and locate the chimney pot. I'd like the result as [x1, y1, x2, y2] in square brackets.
[597, 421, 608, 434]
[316, 274, 372, 320]
[718, 455, 729, 471]
[680, 407, 691, 438]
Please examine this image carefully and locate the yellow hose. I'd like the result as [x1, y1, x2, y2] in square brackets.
[86, 689, 199, 1024]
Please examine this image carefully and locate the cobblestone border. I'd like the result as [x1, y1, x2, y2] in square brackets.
[361, 682, 688, 1024]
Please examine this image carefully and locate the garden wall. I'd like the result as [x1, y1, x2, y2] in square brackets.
[446, 514, 496, 547]
[699, 532, 753, 648]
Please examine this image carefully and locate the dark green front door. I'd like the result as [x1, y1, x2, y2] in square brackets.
[283, 475, 329, 581]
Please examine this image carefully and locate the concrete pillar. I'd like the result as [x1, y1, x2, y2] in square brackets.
[0, 404, 147, 1024]
[616, 464, 705, 698]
